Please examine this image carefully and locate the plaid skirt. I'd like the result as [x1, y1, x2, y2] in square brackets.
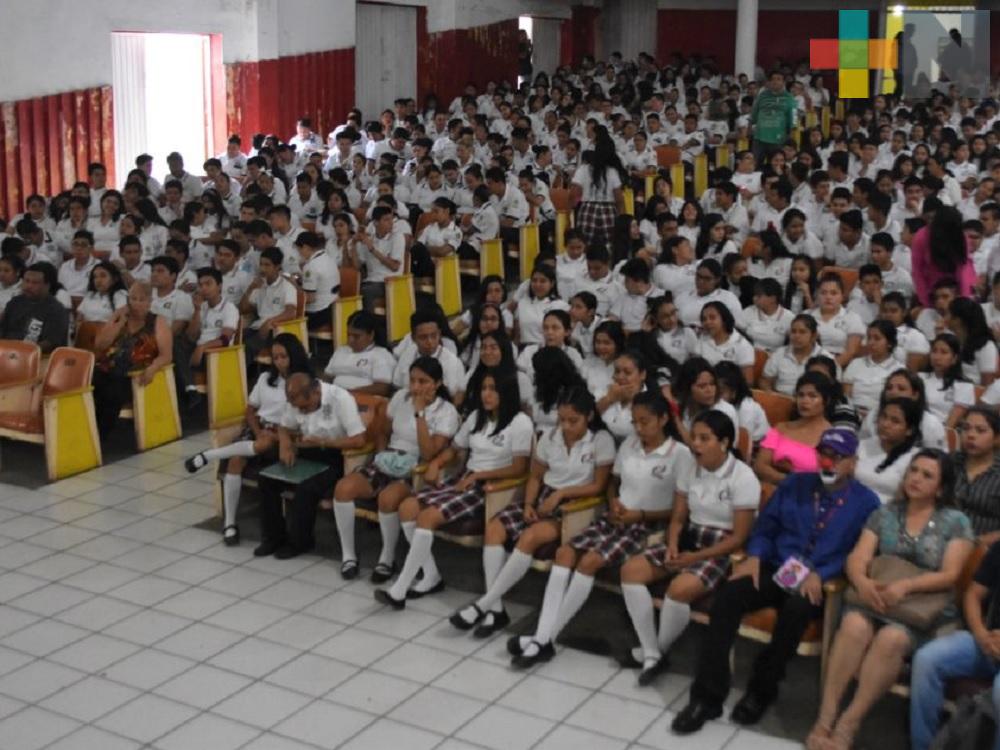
[494, 485, 562, 542]
[356, 462, 409, 496]
[575, 201, 617, 245]
[644, 523, 733, 590]
[416, 473, 486, 522]
[569, 515, 651, 565]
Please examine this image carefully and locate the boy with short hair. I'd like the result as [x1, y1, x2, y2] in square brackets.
[295, 231, 340, 330]
[608, 258, 656, 333]
[868, 232, 914, 299]
[847, 264, 882, 324]
[214, 239, 252, 307]
[411, 197, 463, 278]
[182, 267, 239, 408]
[825, 209, 871, 268]
[574, 244, 621, 318]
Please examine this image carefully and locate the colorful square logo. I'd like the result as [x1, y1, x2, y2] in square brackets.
[810, 10, 896, 99]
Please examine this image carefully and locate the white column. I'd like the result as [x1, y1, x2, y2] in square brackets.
[734, 0, 758, 80]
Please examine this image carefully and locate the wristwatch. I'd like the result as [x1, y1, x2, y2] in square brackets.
[415, 410, 425, 420]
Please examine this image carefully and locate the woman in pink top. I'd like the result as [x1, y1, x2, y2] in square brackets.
[910, 206, 977, 307]
[753, 371, 833, 485]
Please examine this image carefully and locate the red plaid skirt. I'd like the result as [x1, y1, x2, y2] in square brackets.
[569, 515, 651, 565]
[644, 523, 732, 590]
[416, 474, 486, 522]
[494, 485, 562, 541]
[575, 201, 617, 245]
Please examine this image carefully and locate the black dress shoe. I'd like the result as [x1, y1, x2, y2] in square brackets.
[637, 654, 670, 687]
[406, 579, 445, 599]
[473, 609, 510, 639]
[730, 692, 771, 726]
[185, 453, 207, 473]
[253, 539, 282, 557]
[449, 604, 484, 631]
[671, 700, 723, 734]
[222, 525, 240, 547]
[274, 544, 302, 560]
[340, 559, 359, 580]
[370, 562, 396, 584]
[507, 635, 527, 656]
[374, 589, 406, 610]
[511, 640, 555, 669]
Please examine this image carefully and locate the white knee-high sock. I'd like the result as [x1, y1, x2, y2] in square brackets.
[480, 545, 507, 609]
[623, 583, 659, 664]
[377, 511, 401, 566]
[532, 565, 571, 645]
[222, 474, 242, 528]
[476, 548, 531, 613]
[202, 441, 257, 462]
[332, 501, 356, 563]
[401, 520, 416, 543]
[553, 572, 594, 636]
[413, 551, 442, 592]
[388, 528, 434, 600]
[656, 597, 690, 653]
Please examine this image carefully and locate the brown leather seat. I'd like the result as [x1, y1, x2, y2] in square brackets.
[0, 340, 41, 386]
[0, 347, 94, 434]
[0, 412, 43, 433]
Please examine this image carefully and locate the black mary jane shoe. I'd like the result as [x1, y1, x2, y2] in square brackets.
[472, 609, 510, 639]
[370, 562, 396, 584]
[507, 635, 527, 656]
[449, 604, 485, 631]
[374, 589, 406, 610]
[637, 655, 670, 687]
[670, 700, 723, 735]
[406, 579, 445, 599]
[340, 559, 359, 580]
[184, 453, 207, 473]
[510, 640, 555, 669]
[222, 525, 240, 547]
[730, 692, 772, 726]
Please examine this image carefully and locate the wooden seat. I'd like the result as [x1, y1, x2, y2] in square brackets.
[343, 392, 388, 475]
[339, 266, 360, 298]
[73, 321, 103, 353]
[655, 145, 680, 167]
[824, 266, 859, 296]
[752, 388, 795, 425]
[0, 340, 41, 413]
[752, 349, 769, 388]
[0, 347, 102, 480]
[741, 236, 763, 259]
[737, 427, 751, 460]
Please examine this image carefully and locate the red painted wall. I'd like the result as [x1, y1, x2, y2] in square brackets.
[0, 86, 113, 220]
[570, 6, 600, 67]
[226, 48, 355, 145]
[417, 14, 520, 105]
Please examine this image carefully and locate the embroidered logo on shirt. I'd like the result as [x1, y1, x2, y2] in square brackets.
[322, 403, 334, 420]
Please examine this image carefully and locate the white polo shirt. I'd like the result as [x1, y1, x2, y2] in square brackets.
[962, 341, 999, 385]
[656, 326, 698, 366]
[248, 276, 298, 329]
[248, 372, 288, 425]
[515, 296, 570, 346]
[615, 435, 694, 512]
[762, 343, 834, 395]
[843, 355, 898, 412]
[454, 410, 534, 472]
[854, 436, 920, 504]
[58, 257, 96, 296]
[696, 330, 755, 369]
[652, 263, 697, 299]
[220, 268, 252, 308]
[535, 426, 615, 489]
[920, 372, 976, 422]
[386, 391, 461, 456]
[808, 307, 866, 354]
[602, 389, 650, 443]
[580, 357, 614, 400]
[824, 235, 872, 268]
[892, 326, 930, 364]
[418, 221, 463, 253]
[76, 289, 127, 323]
[358, 230, 406, 285]
[572, 272, 621, 318]
[324, 343, 395, 391]
[677, 288, 745, 330]
[151, 287, 195, 325]
[742, 305, 793, 353]
[301, 250, 340, 313]
[280, 381, 366, 440]
[392, 344, 466, 394]
[196, 298, 240, 346]
[609, 287, 656, 333]
[678, 452, 760, 530]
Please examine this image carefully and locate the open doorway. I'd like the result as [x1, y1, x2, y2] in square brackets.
[519, 15, 561, 82]
[111, 32, 222, 187]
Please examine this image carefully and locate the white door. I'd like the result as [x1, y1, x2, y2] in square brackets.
[355, 2, 417, 124]
[530, 18, 562, 79]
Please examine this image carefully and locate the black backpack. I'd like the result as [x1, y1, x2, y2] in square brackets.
[930, 691, 996, 750]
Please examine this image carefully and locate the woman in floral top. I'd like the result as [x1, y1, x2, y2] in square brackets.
[92, 281, 172, 436]
[808, 448, 974, 750]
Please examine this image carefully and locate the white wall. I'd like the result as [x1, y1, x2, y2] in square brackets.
[603, 0, 657, 61]
[277, 0, 355, 55]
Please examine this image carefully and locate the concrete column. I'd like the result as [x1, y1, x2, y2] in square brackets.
[734, 0, 758, 79]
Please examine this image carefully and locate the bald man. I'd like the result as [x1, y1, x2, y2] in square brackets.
[255, 373, 366, 559]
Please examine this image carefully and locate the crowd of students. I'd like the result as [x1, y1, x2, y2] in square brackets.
[4, 48, 1000, 747]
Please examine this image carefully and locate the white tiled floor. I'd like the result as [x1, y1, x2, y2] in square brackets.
[0, 433, 800, 750]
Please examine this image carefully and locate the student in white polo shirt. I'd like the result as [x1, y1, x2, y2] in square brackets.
[843, 320, 900, 413]
[375, 373, 533, 609]
[392, 308, 466, 396]
[180, 268, 239, 406]
[608, 258, 657, 334]
[355, 206, 406, 312]
[214, 240, 252, 308]
[58, 230, 98, 306]
[621, 408, 758, 683]
[333, 356, 461, 581]
[677, 258, 746, 332]
[323, 310, 395, 396]
[150, 255, 195, 338]
[450, 386, 614, 638]
[807, 273, 866, 369]
[238, 246, 298, 362]
[695, 301, 756, 386]
[760, 314, 834, 396]
[742, 278, 794, 354]
[880, 292, 930, 372]
[294, 231, 340, 331]
[515, 392, 693, 670]
[410, 197, 463, 279]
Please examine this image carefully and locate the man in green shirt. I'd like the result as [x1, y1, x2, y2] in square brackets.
[750, 71, 797, 163]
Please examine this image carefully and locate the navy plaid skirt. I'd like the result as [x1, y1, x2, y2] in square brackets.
[416, 474, 486, 522]
[644, 523, 732, 590]
[569, 515, 651, 565]
[575, 201, 616, 245]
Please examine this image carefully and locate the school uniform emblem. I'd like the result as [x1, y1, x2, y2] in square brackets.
[322, 404, 333, 419]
